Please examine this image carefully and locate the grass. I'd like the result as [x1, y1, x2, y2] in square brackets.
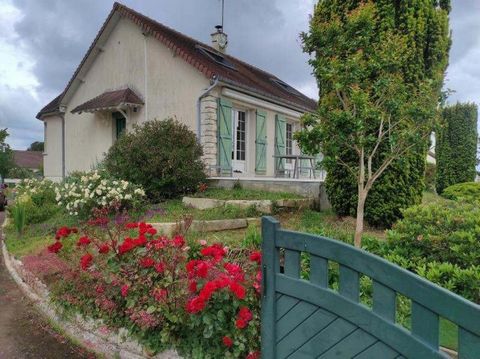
[146, 199, 260, 223]
[192, 187, 304, 201]
[440, 319, 458, 350]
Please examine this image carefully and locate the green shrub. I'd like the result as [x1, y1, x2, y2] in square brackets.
[436, 103, 478, 193]
[442, 182, 480, 202]
[104, 119, 206, 201]
[15, 179, 60, 224]
[385, 201, 480, 266]
[11, 202, 26, 235]
[424, 163, 436, 192]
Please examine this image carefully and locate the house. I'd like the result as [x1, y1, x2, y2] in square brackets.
[12, 150, 43, 172]
[37, 2, 323, 195]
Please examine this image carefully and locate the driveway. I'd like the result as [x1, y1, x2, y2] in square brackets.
[0, 211, 92, 358]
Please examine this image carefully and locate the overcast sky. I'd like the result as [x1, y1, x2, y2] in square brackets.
[0, 0, 477, 149]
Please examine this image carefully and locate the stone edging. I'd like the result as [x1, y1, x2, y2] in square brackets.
[1, 239, 180, 359]
[150, 217, 260, 237]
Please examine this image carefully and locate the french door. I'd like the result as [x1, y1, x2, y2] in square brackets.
[232, 110, 247, 174]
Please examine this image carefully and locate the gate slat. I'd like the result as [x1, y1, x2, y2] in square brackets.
[276, 301, 317, 342]
[287, 318, 356, 358]
[459, 327, 480, 359]
[276, 295, 300, 321]
[284, 249, 301, 278]
[373, 281, 396, 322]
[276, 309, 336, 358]
[353, 341, 398, 359]
[310, 255, 328, 287]
[412, 301, 439, 349]
[317, 328, 377, 359]
[339, 265, 359, 302]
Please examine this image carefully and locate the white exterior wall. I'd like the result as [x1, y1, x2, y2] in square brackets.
[43, 115, 63, 181]
[63, 17, 208, 174]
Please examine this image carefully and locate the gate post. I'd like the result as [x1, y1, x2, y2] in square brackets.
[261, 216, 279, 359]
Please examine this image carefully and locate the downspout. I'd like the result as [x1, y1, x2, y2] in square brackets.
[196, 76, 219, 141]
[61, 115, 66, 179]
[143, 33, 149, 122]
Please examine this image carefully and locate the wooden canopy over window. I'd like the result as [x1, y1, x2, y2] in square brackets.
[71, 88, 143, 114]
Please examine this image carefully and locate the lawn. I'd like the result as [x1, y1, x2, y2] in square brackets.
[192, 187, 304, 200]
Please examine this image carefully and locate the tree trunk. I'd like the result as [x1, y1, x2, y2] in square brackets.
[354, 190, 367, 248]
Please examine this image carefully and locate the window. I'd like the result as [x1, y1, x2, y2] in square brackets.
[113, 112, 126, 139]
[232, 111, 246, 161]
[196, 45, 236, 70]
[286, 123, 293, 163]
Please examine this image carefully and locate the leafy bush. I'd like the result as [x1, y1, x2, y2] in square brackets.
[104, 119, 207, 201]
[386, 201, 480, 266]
[11, 201, 26, 235]
[47, 212, 261, 357]
[55, 170, 145, 219]
[436, 103, 478, 193]
[442, 182, 480, 202]
[14, 179, 60, 224]
[424, 163, 436, 192]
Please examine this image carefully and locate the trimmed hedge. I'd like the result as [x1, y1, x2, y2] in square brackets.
[442, 182, 480, 202]
[436, 103, 478, 193]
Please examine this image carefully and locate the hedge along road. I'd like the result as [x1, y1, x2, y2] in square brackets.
[0, 211, 93, 359]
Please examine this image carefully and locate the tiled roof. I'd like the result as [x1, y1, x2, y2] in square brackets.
[37, 2, 317, 119]
[13, 150, 43, 169]
[71, 88, 143, 113]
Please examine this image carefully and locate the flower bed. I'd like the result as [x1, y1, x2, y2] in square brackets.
[45, 209, 262, 358]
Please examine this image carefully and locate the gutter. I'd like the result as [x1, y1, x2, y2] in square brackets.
[196, 76, 219, 141]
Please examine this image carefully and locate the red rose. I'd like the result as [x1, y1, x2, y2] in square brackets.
[186, 296, 205, 313]
[186, 260, 210, 279]
[249, 251, 262, 264]
[199, 281, 218, 301]
[55, 226, 72, 240]
[172, 235, 185, 248]
[76, 236, 91, 247]
[229, 282, 246, 299]
[96, 285, 105, 294]
[152, 288, 168, 302]
[235, 318, 247, 329]
[147, 227, 157, 236]
[47, 241, 63, 253]
[200, 243, 225, 261]
[80, 253, 93, 270]
[246, 351, 261, 359]
[224, 263, 245, 281]
[188, 281, 197, 293]
[139, 257, 155, 268]
[121, 284, 129, 297]
[118, 238, 135, 254]
[99, 244, 110, 254]
[154, 262, 166, 273]
[222, 336, 233, 347]
[125, 222, 138, 229]
[238, 307, 253, 321]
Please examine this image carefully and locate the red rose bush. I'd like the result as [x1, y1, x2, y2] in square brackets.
[47, 209, 261, 357]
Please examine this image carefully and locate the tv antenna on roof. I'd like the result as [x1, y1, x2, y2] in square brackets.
[220, 0, 225, 29]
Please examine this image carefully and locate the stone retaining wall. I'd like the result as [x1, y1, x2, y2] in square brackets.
[1, 240, 181, 359]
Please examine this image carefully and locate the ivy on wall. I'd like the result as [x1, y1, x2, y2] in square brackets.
[436, 103, 478, 193]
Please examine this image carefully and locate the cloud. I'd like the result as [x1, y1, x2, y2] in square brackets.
[1, 0, 479, 150]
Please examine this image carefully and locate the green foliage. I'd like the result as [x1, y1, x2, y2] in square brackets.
[242, 224, 261, 249]
[424, 163, 437, 192]
[11, 202, 26, 235]
[297, 0, 451, 228]
[436, 103, 479, 193]
[193, 187, 302, 201]
[0, 128, 14, 181]
[15, 179, 60, 224]
[104, 119, 207, 201]
[442, 182, 480, 202]
[27, 141, 44, 152]
[8, 166, 36, 179]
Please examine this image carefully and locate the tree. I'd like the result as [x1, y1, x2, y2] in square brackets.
[27, 141, 44, 152]
[0, 129, 14, 183]
[297, 1, 450, 247]
[436, 103, 478, 193]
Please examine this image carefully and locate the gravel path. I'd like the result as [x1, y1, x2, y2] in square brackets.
[0, 211, 93, 359]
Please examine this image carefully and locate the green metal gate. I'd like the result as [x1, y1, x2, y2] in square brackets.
[261, 217, 480, 359]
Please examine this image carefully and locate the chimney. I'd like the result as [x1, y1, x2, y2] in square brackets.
[211, 25, 228, 53]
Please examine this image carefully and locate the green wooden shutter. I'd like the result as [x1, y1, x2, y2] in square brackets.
[255, 110, 267, 174]
[275, 114, 286, 172]
[217, 98, 233, 175]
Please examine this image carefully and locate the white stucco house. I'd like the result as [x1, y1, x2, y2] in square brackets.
[38, 2, 323, 195]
